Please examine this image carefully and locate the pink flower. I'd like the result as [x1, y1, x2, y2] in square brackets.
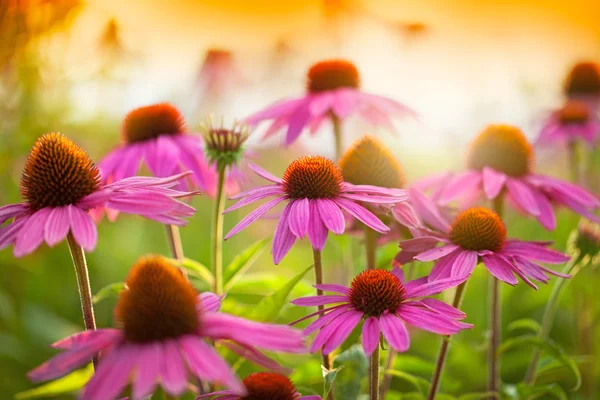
[537, 100, 600, 146]
[196, 48, 245, 99]
[563, 61, 600, 109]
[196, 372, 321, 400]
[224, 156, 408, 264]
[291, 268, 471, 355]
[436, 124, 600, 229]
[399, 205, 571, 289]
[246, 59, 417, 146]
[28, 256, 306, 400]
[0, 133, 196, 257]
[99, 103, 242, 198]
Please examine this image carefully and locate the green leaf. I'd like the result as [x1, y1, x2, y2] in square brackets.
[516, 383, 568, 400]
[323, 365, 343, 399]
[333, 345, 369, 400]
[15, 364, 93, 399]
[172, 258, 214, 285]
[224, 238, 268, 291]
[458, 392, 500, 400]
[249, 265, 312, 322]
[386, 369, 430, 395]
[498, 335, 581, 391]
[92, 282, 125, 304]
[507, 319, 541, 334]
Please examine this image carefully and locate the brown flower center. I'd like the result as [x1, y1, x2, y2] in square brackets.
[307, 59, 360, 93]
[121, 103, 187, 144]
[564, 62, 600, 98]
[349, 270, 404, 317]
[282, 156, 343, 199]
[241, 373, 297, 400]
[467, 124, 534, 177]
[558, 101, 590, 125]
[449, 208, 506, 252]
[339, 135, 404, 188]
[115, 255, 199, 343]
[20, 133, 101, 211]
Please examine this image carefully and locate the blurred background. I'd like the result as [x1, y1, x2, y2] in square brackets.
[1, 0, 599, 398]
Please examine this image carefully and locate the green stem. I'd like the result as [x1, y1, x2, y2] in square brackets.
[165, 224, 188, 280]
[370, 343, 380, 400]
[212, 165, 227, 295]
[313, 248, 334, 400]
[524, 257, 580, 384]
[488, 195, 504, 396]
[364, 227, 378, 270]
[427, 281, 468, 400]
[332, 114, 343, 161]
[66, 232, 97, 369]
[567, 140, 580, 184]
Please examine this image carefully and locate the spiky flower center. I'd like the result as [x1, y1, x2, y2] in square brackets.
[449, 208, 506, 252]
[282, 156, 343, 199]
[564, 62, 600, 98]
[574, 222, 600, 260]
[115, 256, 199, 343]
[20, 133, 101, 211]
[307, 59, 360, 93]
[467, 124, 534, 177]
[349, 270, 404, 317]
[339, 135, 404, 188]
[558, 101, 590, 125]
[201, 120, 248, 169]
[121, 103, 187, 144]
[241, 373, 297, 400]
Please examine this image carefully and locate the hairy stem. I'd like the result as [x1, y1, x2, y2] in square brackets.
[488, 195, 504, 396]
[427, 281, 468, 400]
[212, 165, 227, 295]
[364, 227, 378, 270]
[370, 344, 380, 400]
[332, 114, 343, 161]
[66, 232, 97, 369]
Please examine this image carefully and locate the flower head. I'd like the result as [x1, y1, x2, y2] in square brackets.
[399, 198, 571, 289]
[292, 268, 471, 355]
[201, 118, 249, 172]
[29, 255, 306, 400]
[245, 59, 417, 146]
[435, 124, 600, 230]
[564, 61, 600, 100]
[0, 133, 196, 256]
[224, 156, 408, 264]
[196, 372, 321, 400]
[122, 103, 187, 144]
[570, 221, 600, 266]
[537, 100, 600, 146]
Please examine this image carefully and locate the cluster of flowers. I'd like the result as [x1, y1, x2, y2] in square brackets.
[1, 59, 599, 399]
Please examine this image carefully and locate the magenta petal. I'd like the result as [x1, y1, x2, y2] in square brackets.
[503, 241, 569, 263]
[225, 186, 283, 212]
[404, 275, 468, 298]
[482, 167, 506, 199]
[80, 346, 136, 400]
[392, 201, 421, 229]
[313, 284, 350, 295]
[331, 89, 358, 118]
[438, 171, 482, 205]
[221, 341, 289, 373]
[408, 189, 450, 232]
[288, 199, 310, 238]
[225, 196, 287, 240]
[399, 236, 442, 252]
[391, 267, 404, 282]
[451, 250, 478, 277]
[131, 342, 161, 399]
[379, 314, 410, 352]
[246, 98, 305, 124]
[482, 254, 519, 285]
[14, 208, 51, 257]
[307, 200, 329, 250]
[398, 306, 467, 335]
[285, 101, 312, 145]
[68, 205, 98, 251]
[0, 203, 28, 224]
[292, 295, 349, 306]
[530, 188, 556, 230]
[159, 340, 188, 395]
[362, 316, 380, 355]
[309, 310, 354, 352]
[198, 292, 222, 313]
[272, 203, 296, 264]
[506, 178, 540, 216]
[44, 207, 70, 247]
[247, 163, 283, 184]
[302, 305, 354, 335]
[414, 244, 459, 262]
[334, 198, 389, 233]
[428, 251, 459, 281]
[0, 217, 27, 250]
[322, 310, 362, 355]
[51, 329, 122, 350]
[317, 199, 345, 234]
[419, 298, 467, 319]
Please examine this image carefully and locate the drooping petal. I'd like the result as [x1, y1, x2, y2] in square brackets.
[272, 203, 297, 264]
[68, 205, 98, 251]
[198, 292, 222, 313]
[159, 340, 188, 395]
[334, 198, 389, 233]
[503, 240, 570, 263]
[408, 189, 451, 232]
[451, 250, 478, 277]
[44, 206, 71, 247]
[307, 200, 329, 250]
[399, 236, 442, 252]
[0, 203, 28, 224]
[530, 188, 556, 230]
[414, 244, 460, 262]
[224, 196, 287, 239]
[291, 295, 349, 306]
[317, 199, 345, 234]
[404, 275, 469, 298]
[392, 202, 421, 229]
[14, 208, 52, 257]
[285, 101, 312, 145]
[313, 284, 350, 295]
[428, 251, 459, 281]
[247, 163, 284, 184]
[379, 313, 410, 352]
[321, 310, 363, 355]
[302, 305, 354, 335]
[506, 178, 540, 216]
[220, 341, 289, 373]
[481, 254, 519, 285]
[482, 167, 507, 199]
[361, 316, 381, 356]
[398, 305, 468, 335]
[132, 342, 161, 399]
[288, 199, 310, 238]
[80, 346, 137, 400]
[418, 298, 467, 319]
[438, 171, 482, 205]
[225, 186, 283, 212]
[51, 329, 122, 350]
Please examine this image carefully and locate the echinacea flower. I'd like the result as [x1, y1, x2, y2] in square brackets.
[564, 61, 600, 107]
[0, 133, 196, 256]
[399, 206, 571, 289]
[570, 220, 600, 265]
[196, 48, 245, 99]
[437, 124, 600, 229]
[224, 155, 408, 264]
[99, 103, 241, 197]
[246, 59, 417, 146]
[291, 268, 471, 355]
[537, 100, 600, 146]
[196, 372, 321, 400]
[28, 255, 306, 400]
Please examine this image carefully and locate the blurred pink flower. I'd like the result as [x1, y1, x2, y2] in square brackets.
[399, 206, 571, 289]
[537, 100, 600, 146]
[246, 59, 417, 145]
[28, 256, 306, 400]
[436, 124, 600, 229]
[196, 372, 321, 400]
[0, 133, 195, 257]
[563, 61, 600, 109]
[196, 49, 245, 99]
[224, 156, 408, 264]
[292, 268, 471, 355]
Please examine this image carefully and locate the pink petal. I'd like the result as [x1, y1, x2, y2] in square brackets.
[398, 306, 469, 335]
[291, 295, 349, 306]
[481, 254, 519, 285]
[362, 316, 380, 355]
[44, 207, 71, 247]
[198, 292, 222, 313]
[438, 171, 482, 205]
[246, 98, 306, 124]
[272, 203, 297, 264]
[399, 236, 442, 252]
[530, 188, 556, 230]
[14, 208, 52, 257]
[317, 199, 346, 234]
[503, 241, 569, 263]
[404, 275, 468, 298]
[451, 250, 478, 277]
[288, 199, 310, 238]
[247, 163, 283, 184]
[313, 284, 350, 295]
[322, 310, 362, 355]
[379, 314, 410, 352]
[132, 342, 161, 399]
[428, 251, 459, 281]
[0, 217, 27, 251]
[331, 89, 358, 118]
[392, 202, 421, 229]
[68, 205, 98, 251]
[308, 200, 329, 250]
[220, 341, 289, 373]
[310, 310, 355, 352]
[414, 244, 459, 262]
[482, 167, 507, 199]
[302, 305, 354, 335]
[51, 329, 122, 350]
[0, 202, 28, 224]
[80, 346, 136, 400]
[408, 188, 450, 232]
[224, 196, 287, 240]
[285, 101, 312, 145]
[418, 298, 467, 319]
[334, 198, 389, 233]
[159, 340, 188, 395]
[506, 178, 540, 216]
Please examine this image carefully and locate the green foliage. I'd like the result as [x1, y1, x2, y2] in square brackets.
[92, 282, 125, 304]
[333, 345, 369, 400]
[15, 364, 92, 399]
[224, 238, 268, 291]
[172, 258, 214, 285]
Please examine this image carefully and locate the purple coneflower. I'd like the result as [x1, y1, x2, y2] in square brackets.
[246, 59, 417, 157]
[437, 124, 600, 229]
[196, 372, 321, 400]
[537, 100, 600, 146]
[0, 133, 195, 256]
[400, 206, 571, 289]
[292, 268, 471, 356]
[28, 255, 306, 400]
[564, 61, 600, 108]
[224, 155, 407, 264]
